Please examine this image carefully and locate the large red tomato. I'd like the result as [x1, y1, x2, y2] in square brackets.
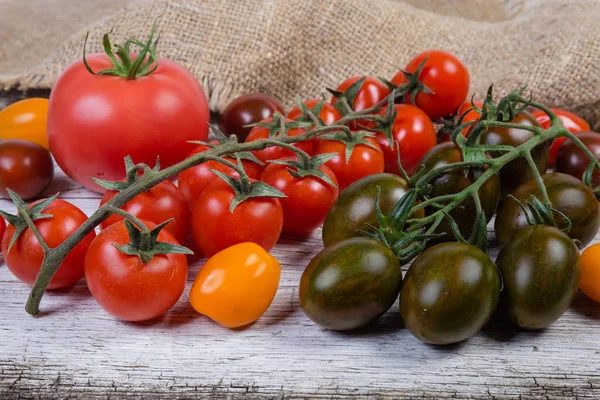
[48, 53, 210, 193]
[331, 77, 390, 130]
[2, 199, 96, 289]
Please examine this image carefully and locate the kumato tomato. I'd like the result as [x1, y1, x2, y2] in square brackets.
[481, 111, 549, 196]
[245, 117, 314, 163]
[0, 98, 49, 148]
[0, 140, 54, 200]
[580, 243, 600, 303]
[555, 131, 600, 189]
[299, 237, 402, 330]
[288, 99, 342, 126]
[190, 242, 280, 328]
[400, 242, 500, 345]
[219, 93, 285, 142]
[496, 225, 581, 330]
[331, 76, 390, 130]
[99, 180, 190, 244]
[456, 100, 484, 137]
[495, 173, 600, 248]
[391, 50, 470, 119]
[372, 104, 437, 176]
[532, 108, 591, 166]
[2, 199, 96, 289]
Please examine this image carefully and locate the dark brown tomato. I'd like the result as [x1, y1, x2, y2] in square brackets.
[218, 93, 285, 141]
[0, 139, 54, 200]
[481, 112, 549, 196]
[495, 173, 600, 248]
[555, 131, 600, 189]
[418, 142, 500, 241]
[299, 237, 402, 331]
[496, 225, 581, 330]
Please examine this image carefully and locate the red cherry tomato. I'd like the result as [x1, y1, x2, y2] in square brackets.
[219, 93, 285, 142]
[191, 177, 284, 257]
[260, 157, 339, 238]
[288, 99, 342, 126]
[315, 137, 384, 191]
[531, 108, 591, 166]
[99, 180, 190, 244]
[331, 77, 390, 130]
[177, 143, 263, 204]
[85, 220, 188, 321]
[245, 117, 313, 163]
[456, 100, 484, 137]
[372, 104, 437, 176]
[391, 50, 470, 119]
[2, 199, 96, 289]
[0, 217, 6, 244]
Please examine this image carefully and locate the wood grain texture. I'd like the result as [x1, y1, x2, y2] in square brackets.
[1, 164, 600, 399]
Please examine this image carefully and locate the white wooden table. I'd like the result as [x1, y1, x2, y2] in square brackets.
[1, 164, 600, 399]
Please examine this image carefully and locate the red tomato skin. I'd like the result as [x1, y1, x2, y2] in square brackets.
[531, 108, 591, 166]
[245, 117, 313, 163]
[84, 220, 188, 321]
[0, 218, 5, 242]
[315, 137, 384, 191]
[191, 178, 284, 257]
[48, 54, 210, 193]
[456, 100, 484, 137]
[99, 180, 190, 244]
[392, 50, 470, 119]
[260, 158, 339, 237]
[1, 199, 96, 289]
[331, 77, 390, 130]
[288, 100, 342, 125]
[177, 144, 263, 205]
[372, 104, 437, 176]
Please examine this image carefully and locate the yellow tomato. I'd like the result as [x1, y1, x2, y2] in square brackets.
[190, 242, 281, 328]
[580, 243, 600, 303]
[0, 98, 49, 149]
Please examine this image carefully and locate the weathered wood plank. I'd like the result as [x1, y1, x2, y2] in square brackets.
[1, 164, 600, 399]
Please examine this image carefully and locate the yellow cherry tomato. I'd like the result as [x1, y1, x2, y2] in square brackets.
[580, 243, 600, 303]
[190, 242, 281, 328]
[0, 98, 49, 149]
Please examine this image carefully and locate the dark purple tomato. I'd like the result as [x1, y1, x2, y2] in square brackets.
[218, 93, 285, 141]
[0, 139, 54, 200]
[555, 131, 600, 189]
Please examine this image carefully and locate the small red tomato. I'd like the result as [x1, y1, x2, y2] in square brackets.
[391, 50, 470, 119]
[177, 143, 263, 204]
[2, 199, 96, 289]
[456, 100, 484, 137]
[260, 157, 339, 238]
[0, 217, 6, 244]
[331, 77, 390, 130]
[99, 180, 190, 244]
[191, 177, 284, 257]
[555, 131, 600, 188]
[315, 136, 384, 191]
[245, 117, 314, 163]
[219, 93, 285, 141]
[531, 108, 591, 166]
[372, 104, 437, 176]
[85, 220, 188, 321]
[288, 99, 342, 126]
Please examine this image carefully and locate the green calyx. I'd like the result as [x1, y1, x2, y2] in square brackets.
[211, 169, 286, 213]
[269, 153, 339, 190]
[388, 58, 434, 106]
[328, 77, 366, 115]
[0, 191, 58, 253]
[251, 112, 312, 138]
[91, 156, 160, 191]
[509, 194, 572, 234]
[189, 125, 265, 167]
[293, 97, 328, 127]
[319, 130, 380, 165]
[112, 214, 193, 264]
[83, 17, 161, 79]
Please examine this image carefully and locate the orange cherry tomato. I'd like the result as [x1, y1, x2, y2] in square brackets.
[189, 242, 280, 328]
[580, 243, 600, 303]
[0, 98, 49, 149]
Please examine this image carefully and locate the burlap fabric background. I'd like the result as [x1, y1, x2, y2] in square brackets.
[0, 0, 599, 129]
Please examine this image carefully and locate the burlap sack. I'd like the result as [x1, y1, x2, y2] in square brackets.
[1, 0, 599, 129]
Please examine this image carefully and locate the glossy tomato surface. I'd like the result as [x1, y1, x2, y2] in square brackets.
[532, 108, 590, 165]
[0, 98, 49, 148]
[245, 117, 313, 163]
[0, 140, 54, 200]
[331, 76, 390, 130]
[85, 220, 188, 321]
[2, 199, 96, 289]
[219, 93, 284, 141]
[48, 54, 210, 193]
[555, 131, 600, 189]
[580, 243, 600, 303]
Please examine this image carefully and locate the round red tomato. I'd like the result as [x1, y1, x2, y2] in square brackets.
[391, 50, 470, 119]
[315, 136, 384, 191]
[191, 177, 284, 257]
[99, 180, 190, 244]
[85, 219, 188, 321]
[48, 53, 210, 193]
[0, 217, 6, 244]
[288, 99, 342, 126]
[531, 108, 591, 166]
[456, 100, 484, 137]
[219, 93, 285, 142]
[245, 117, 313, 163]
[177, 143, 263, 204]
[2, 199, 96, 289]
[331, 76, 390, 130]
[260, 158, 339, 238]
[372, 104, 437, 176]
